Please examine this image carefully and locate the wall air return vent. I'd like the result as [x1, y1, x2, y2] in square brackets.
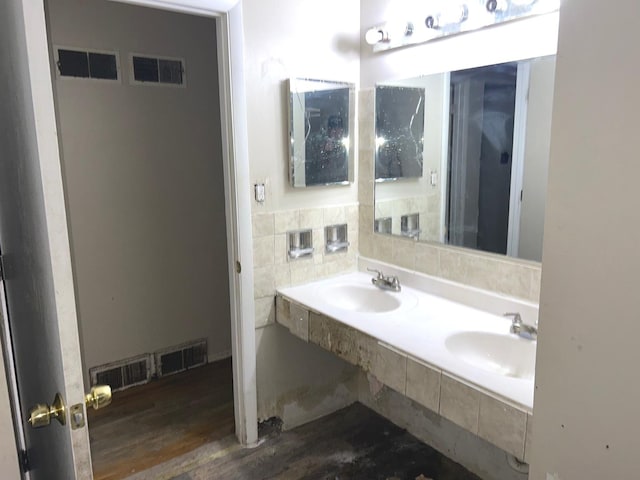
[155, 339, 207, 377]
[89, 354, 152, 392]
[55, 47, 119, 81]
[131, 54, 185, 86]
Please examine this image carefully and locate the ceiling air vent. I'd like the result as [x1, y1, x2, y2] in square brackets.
[89, 354, 152, 392]
[132, 55, 185, 86]
[155, 339, 207, 377]
[56, 48, 119, 80]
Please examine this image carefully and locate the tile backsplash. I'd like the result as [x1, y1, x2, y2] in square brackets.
[252, 204, 359, 328]
[358, 88, 541, 303]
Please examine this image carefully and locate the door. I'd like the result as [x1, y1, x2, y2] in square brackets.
[0, 0, 92, 478]
[447, 63, 518, 256]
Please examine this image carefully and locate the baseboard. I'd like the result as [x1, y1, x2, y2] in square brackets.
[208, 349, 232, 363]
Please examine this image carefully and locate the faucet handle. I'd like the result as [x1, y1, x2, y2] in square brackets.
[504, 312, 522, 325]
[367, 268, 383, 279]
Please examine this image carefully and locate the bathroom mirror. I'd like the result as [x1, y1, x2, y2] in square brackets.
[288, 78, 355, 187]
[374, 55, 556, 262]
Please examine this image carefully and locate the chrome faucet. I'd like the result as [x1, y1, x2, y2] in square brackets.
[505, 312, 538, 341]
[367, 268, 401, 292]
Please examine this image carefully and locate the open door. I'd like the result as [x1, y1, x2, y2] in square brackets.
[0, 0, 94, 478]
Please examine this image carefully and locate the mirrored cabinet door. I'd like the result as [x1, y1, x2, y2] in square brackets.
[289, 78, 355, 188]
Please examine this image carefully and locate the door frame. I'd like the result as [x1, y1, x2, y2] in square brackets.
[12, 0, 257, 470]
[104, 0, 258, 447]
[506, 60, 531, 258]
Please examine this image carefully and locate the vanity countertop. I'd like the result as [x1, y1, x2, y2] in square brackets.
[278, 271, 535, 412]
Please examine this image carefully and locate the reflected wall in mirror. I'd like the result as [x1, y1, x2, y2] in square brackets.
[288, 78, 355, 187]
[374, 55, 556, 262]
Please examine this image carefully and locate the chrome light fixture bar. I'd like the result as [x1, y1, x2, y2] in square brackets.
[366, 0, 559, 52]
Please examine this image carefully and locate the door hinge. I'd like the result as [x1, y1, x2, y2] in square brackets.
[19, 449, 30, 473]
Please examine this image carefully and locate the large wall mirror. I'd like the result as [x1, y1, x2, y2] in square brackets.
[289, 78, 355, 187]
[374, 55, 556, 262]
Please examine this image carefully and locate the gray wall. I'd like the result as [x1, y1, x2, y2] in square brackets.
[48, 0, 231, 381]
[531, 0, 640, 478]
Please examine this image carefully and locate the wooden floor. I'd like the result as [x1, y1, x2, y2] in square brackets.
[90, 359, 480, 480]
[124, 404, 481, 480]
[88, 358, 235, 480]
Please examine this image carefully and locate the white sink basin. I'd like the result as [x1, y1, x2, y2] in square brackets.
[319, 284, 409, 314]
[445, 331, 536, 380]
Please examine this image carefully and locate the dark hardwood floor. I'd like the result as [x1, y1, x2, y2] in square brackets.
[88, 358, 235, 480]
[155, 404, 481, 480]
[90, 358, 479, 480]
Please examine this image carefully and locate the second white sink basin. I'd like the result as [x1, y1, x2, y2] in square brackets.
[445, 331, 536, 380]
[319, 284, 411, 314]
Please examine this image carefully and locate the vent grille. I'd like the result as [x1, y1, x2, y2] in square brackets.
[56, 48, 119, 80]
[132, 55, 185, 86]
[89, 354, 152, 392]
[155, 339, 207, 377]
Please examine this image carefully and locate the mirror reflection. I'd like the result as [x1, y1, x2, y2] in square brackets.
[375, 86, 425, 180]
[289, 78, 355, 187]
[374, 55, 556, 262]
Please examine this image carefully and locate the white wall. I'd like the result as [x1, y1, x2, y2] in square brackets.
[519, 55, 555, 262]
[48, 0, 231, 380]
[531, 0, 640, 478]
[243, 0, 360, 212]
[242, 0, 363, 427]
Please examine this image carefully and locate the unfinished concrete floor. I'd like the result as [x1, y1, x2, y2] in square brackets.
[125, 402, 481, 480]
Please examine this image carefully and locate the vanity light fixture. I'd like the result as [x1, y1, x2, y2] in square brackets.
[375, 136, 386, 148]
[365, 21, 414, 46]
[425, 4, 469, 29]
[366, 0, 559, 52]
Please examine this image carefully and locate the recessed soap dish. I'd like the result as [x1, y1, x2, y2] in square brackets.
[325, 224, 349, 254]
[375, 217, 392, 235]
[401, 213, 420, 240]
[288, 229, 313, 260]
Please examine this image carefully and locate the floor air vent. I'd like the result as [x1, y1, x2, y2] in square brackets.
[89, 354, 152, 392]
[155, 339, 208, 377]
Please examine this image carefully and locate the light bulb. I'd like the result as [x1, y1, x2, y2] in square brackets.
[365, 21, 414, 45]
[425, 4, 469, 29]
[365, 28, 388, 45]
[486, 0, 508, 12]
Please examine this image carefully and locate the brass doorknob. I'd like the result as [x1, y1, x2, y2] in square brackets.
[85, 385, 112, 410]
[28, 393, 66, 428]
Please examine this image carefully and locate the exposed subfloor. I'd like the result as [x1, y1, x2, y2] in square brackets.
[88, 358, 235, 480]
[125, 403, 481, 480]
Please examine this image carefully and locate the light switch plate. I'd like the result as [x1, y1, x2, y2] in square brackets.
[254, 183, 266, 203]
